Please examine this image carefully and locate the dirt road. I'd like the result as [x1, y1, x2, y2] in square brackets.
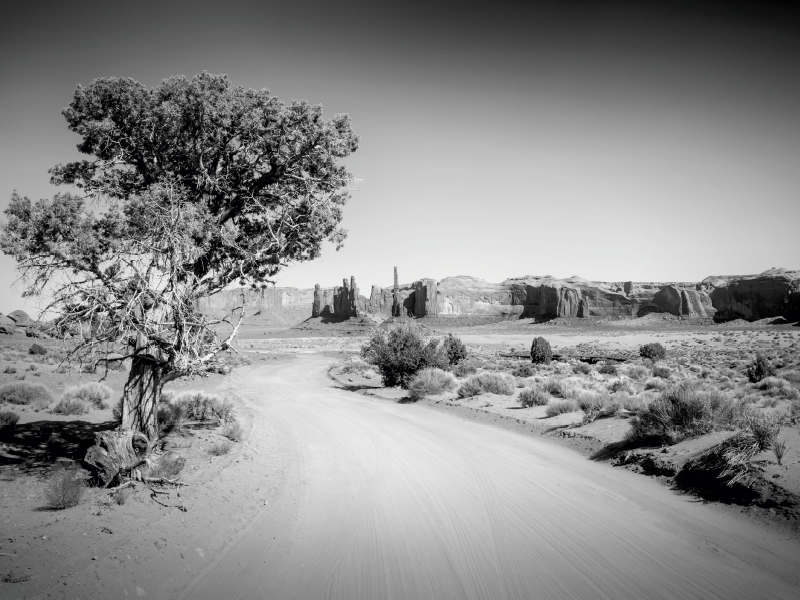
[179, 356, 800, 600]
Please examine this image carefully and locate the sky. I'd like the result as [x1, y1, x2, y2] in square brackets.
[1, 0, 799, 314]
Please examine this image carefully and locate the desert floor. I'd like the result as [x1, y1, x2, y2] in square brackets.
[2, 325, 800, 599]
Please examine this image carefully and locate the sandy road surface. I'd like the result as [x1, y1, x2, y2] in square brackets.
[179, 356, 800, 600]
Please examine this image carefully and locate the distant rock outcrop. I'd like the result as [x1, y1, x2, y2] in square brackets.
[0, 315, 16, 335]
[702, 268, 800, 321]
[7, 310, 32, 326]
[201, 267, 800, 326]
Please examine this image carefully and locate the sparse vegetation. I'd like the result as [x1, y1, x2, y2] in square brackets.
[530, 337, 552, 365]
[457, 372, 516, 398]
[361, 321, 449, 387]
[408, 367, 457, 400]
[518, 386, 549, 407]
[639, 343, 667, 361]
[747, 353, 775, 383]
[60, 382, 113, 409]
[222, 420, 244, 442]
[208, 440, 232, 456]
[598, 362, 618, 376]
[573, 362, 592, 375]
[43, 464, 85, 509]
[545, 398, 579, 417]
[28, 343, 47, 356]
[512, 363, 536, 378]
[0, 409, 20, 438]
[0, 381, 53, 405]
[339, 358, 373, 375]
[51, 397, 91, 415]
[452, 362, 478, 377]
[652, 365, 671, 379]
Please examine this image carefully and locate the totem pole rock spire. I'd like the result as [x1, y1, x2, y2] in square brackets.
[392, 266, 401, 317]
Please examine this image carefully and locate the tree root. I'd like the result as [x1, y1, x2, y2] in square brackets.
[142, 476, 186, 486]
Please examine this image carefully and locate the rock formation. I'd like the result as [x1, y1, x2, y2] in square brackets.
[0, 315, 15, 335]
[202, 268, 800, 325]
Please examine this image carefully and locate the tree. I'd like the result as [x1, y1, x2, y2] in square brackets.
[1, 72, 358, 483]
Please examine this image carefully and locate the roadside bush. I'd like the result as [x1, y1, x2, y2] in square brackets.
[28, 343, 47, 356]
[0, 382, 53, 406]
[518, 386, 549, 408]
[408, 368, 457, 400]
[52, 397, 91, 415]
[61, 382, 113, 410]
[222, 420, 244, 442]
[442, 334, 468, 366]
[627, 382, 740, 445]
[747, 353, 775, 383]
[598, 363, 618, 376]
[573, 362, 592, 375]
[512, 363, 536, 378]
[639, 343, 667, 361]
[361, 321, 448, 388]
[457, 372, 515, 398]
[578, 392, 619, 421]
[545, 399, 579, 417]
[0, 409, 20, 439]
[164, 391, 223, 421]
[44, 464, 85, 509]
[530, 337, 552, 365]
[339, 358, 372, 375]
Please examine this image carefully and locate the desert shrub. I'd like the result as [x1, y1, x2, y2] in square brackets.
[0, 409, 20, 438]
[213, 397, 236, 423]
[545, 398, 579, 417]
[598, 363, 618, 376]
[61, 382, 113, 410]
[52, 397, 91, 415]
[609, 379, 635, 395]
[222, 420, 244, 442]
[573, 362, 592, 375]
[452, 362, 477, 377]
[512, 363, 536, 378]
[30, 396, 51, 411]
[361, 321, 448, 388]
[652, 365, 671, 379]
[639, 343, 667, 361]
[761, 397, 779, 408]
[644, 377, 667, 391]
[442, 334, 468, 366]
[408, 368, 457, 400]
[157, 402, 186, 435]
[208, 440, 232, 456]
[530, 337, 552, 365]
[0, 382, 53, 406]
[339, 358, 372, 375]
[747, 353, 775, 383]
[43, 464, 85, 509]
[28, 343, 47, 356]
[627, 383, 740, 444]
[626, 365, 649, 381]
[112, 397, 123, 423]
[782, 371, 800, 385]
[518, 386, 549, 407]
[457, 372, 515, 398]
[165, 391, 223, 421]
[754, 377, 799, 400]
[3, 365, 17, 374]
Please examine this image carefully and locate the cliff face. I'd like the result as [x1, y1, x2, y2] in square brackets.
[196, 268, 798, 324]
[702, 268, 800, 321]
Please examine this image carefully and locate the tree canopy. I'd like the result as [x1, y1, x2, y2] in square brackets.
[1, 72, 359, 387]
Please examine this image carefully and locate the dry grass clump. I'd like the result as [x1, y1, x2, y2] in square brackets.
[754, 377, 799, 400]
[694, 412, 781, 486]
[0, 409, 20, 438]
[652, 365, 671, 379]
[43, 464, 85, 509]
[222, 419, 244, 442]
[51, 397, 91, 415]
[0, 381, 54, 406]
[644, 377, 668, 392]
[61, 382, 113, 409]
[627, 382, 741, 445]
[339, 358, 373, 375]
[512, 363, 536, 378]
[163, 391, 229, 422]
[518, 386, 549, 407]
[626, 365, 650, 381]
[545, 398, 579, 417]
[573, 362, 592, 375]
[608, 379, 635, 395]
[457, 372, 515, 398]
[408, 368, 457, 400]
[452, 362, 478, 377]
[598, 363, 618, 376]
[157, 402, 186, 434]
[208, 440, 232, 456]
